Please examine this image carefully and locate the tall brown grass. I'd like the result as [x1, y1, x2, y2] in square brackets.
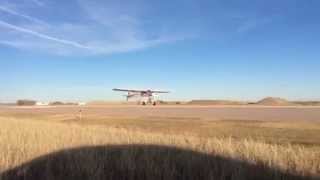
[0, 117, 319, 179]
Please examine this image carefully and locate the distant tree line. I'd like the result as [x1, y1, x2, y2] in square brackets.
[16, 100, 36, 106]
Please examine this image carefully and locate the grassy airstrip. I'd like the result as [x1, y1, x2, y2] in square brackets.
[0, 105, 319, 179]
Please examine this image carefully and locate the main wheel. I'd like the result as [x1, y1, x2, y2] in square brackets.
[142, 102, 146, 106]
[153, 102, 156, 106]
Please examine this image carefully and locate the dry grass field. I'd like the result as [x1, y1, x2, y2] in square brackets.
[0, 105, 319, 179]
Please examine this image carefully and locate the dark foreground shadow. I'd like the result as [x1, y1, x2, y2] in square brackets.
[1, 145, 317, 180]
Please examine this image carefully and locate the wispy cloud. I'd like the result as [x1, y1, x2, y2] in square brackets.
[0, 20, 178, 55]
[237, 20, 259, 33]
[237, 17, 272, 33]
[0, 20, 92, 50]
[0, 0, 187, 55]
[0, 5, 47, 25]
[30, 0, 45, 6]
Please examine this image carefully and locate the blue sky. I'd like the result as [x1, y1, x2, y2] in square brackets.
[0, 0, 320, 102]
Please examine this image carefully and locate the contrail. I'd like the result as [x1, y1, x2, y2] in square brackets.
[0, 6, 47, 25]
[0, 20, 92, 50]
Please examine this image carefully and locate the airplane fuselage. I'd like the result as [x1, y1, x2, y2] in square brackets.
[140, 90, 153, 97]
[113, 88, 169, 105]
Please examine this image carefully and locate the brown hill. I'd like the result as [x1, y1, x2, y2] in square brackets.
[256, 97, 294, 106]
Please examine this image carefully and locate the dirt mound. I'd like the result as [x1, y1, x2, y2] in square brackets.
[188, 100, 247, 105]
[256, 97, 293, 106]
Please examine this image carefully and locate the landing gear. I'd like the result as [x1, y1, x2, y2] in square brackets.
[140, 101, 156, 106]
[140, 97, 157, 106]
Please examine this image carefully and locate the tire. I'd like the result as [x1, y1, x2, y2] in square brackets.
[153, 102, 156, 106]
[142, 102, 146, 106]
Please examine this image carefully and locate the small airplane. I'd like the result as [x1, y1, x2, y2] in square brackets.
[113, 88, 170, 105]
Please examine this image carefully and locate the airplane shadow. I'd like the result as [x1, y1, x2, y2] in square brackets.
[1, 145, 317, 180]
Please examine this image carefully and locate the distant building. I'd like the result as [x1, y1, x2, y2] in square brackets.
[78, 102, 87, 106]
[36, 102, 49, 106]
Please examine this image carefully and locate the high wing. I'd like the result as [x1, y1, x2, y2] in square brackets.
[150, 90, 170, 93]
[113, 88, 169, 93]
[112, 88, 145, 93]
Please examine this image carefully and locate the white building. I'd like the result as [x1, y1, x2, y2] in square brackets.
[78, 102, 87, 106]
[36, 102, 49, 106]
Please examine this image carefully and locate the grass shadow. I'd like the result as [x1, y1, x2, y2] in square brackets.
[1, 145, 316, 180]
